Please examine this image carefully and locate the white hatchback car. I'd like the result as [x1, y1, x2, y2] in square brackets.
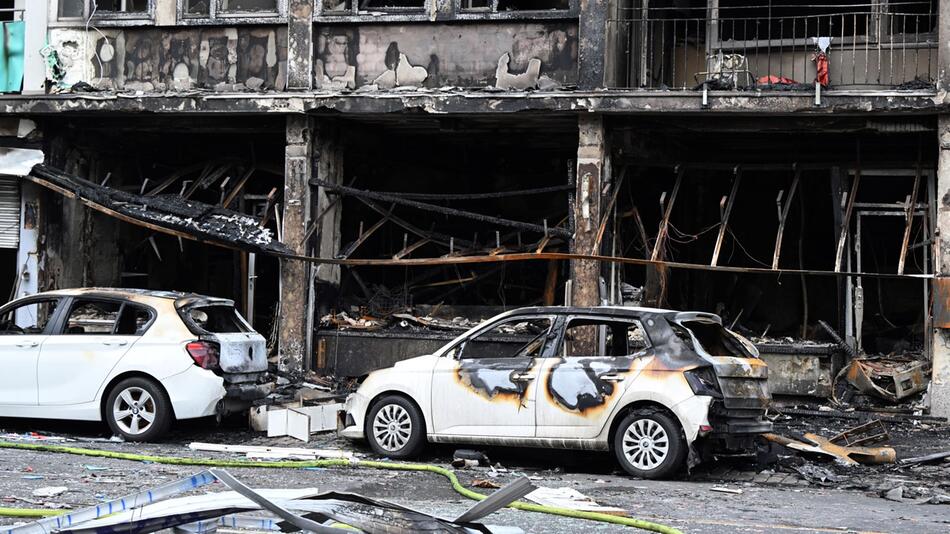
[0, 288, 271, 441]
[341, 306, 772, 479]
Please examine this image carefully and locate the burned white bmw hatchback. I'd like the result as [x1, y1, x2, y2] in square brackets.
[0, 288, 271, 441]
[341, 306, 772, 479]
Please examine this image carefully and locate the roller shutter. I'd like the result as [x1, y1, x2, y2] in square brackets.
[0, 175, 20, 249]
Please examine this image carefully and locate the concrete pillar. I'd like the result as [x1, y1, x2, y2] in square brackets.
[278, 116, 313, 375]
[931, 116, 950, 418]
[571, 114, 605, 307]
[313, 123, 343, 288]
[287, 0, 314, 90]
[577, 0, 609, 90]
[938, 0, 950, 95]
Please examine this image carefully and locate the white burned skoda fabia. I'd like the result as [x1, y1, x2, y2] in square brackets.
[341, 306, 772, 479]
[0, 288, 271, 441]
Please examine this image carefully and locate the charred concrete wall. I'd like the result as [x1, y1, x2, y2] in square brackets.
[47, 26, 288, 92]
[314, 22, 578, 90]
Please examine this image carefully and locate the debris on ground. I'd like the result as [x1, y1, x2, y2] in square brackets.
[188, 442, 354, 460]
[31, 486, 68, 498]
[840, 357, 930, 403]
[709, 486, 743, 495]
[525, 487, 628, 516]
[7, 469, 534, 534]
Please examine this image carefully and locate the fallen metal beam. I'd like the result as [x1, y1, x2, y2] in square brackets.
[591, 166, 628, 255]
[897, 166, 921, 275]
[772, 169, 801, 270]
[221, 167, 256, 208]
[338, 207, 393, 259]
[651, 167, 684, 262]
[311, 178, 570, 238]
[834, 169, 861, 272]
[282, 249, 935, 279]
[711, 167, 741, 266]
[374, 184, 574, 201]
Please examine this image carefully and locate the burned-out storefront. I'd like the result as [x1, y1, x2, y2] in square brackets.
[311, 115, 938, 402]
[311, 116, 579, 374]
[0, 0, 949, 417]
[32, 117, 287, 337]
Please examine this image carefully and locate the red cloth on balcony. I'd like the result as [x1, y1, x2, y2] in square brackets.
[813, 52, 830, 87]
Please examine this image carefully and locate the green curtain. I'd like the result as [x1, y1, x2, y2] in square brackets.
[0, 21, 25, 93]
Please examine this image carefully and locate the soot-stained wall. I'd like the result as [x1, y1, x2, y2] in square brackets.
[314, 22, 578, 90]
[48, 26, 288, 92]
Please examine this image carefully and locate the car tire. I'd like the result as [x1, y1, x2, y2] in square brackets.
[365, 395, 425, 459]
[614, 408, 686, 479]
[105, 377, 172, 442]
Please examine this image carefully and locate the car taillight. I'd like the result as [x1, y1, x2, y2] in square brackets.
[186, 341, 220, 370]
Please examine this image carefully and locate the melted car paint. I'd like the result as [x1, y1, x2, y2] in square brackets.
[456, 357, 534, 400]
[546, 356, 636, 412]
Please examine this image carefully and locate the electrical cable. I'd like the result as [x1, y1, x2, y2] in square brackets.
[0, 441, 683, 534]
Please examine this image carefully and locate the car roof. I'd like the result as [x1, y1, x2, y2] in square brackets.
[501, 305, 680, 316]
[28, 288, 232, 305]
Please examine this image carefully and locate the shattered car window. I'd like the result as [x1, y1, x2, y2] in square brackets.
[678, 320, 754, 358]
[115, 304, 153, 335]
[0, 299, 59, 335]
[561, 319, 648, 357]
[460, 318, 552, 360]
[64, 300, 121, 334]
[187, 305, 251, 334]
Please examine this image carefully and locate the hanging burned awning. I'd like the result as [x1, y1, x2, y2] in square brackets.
[26, 164, 292, 256]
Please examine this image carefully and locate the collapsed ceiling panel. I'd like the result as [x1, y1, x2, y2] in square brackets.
[27, 164, 292, 256]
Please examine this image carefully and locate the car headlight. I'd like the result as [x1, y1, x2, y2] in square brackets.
[684, 366, 723, 398]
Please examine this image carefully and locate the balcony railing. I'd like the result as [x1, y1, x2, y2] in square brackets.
[607, 2, 938, 90]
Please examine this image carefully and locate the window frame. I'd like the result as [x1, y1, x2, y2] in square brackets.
[315, 0, 578, 20]
[0, 296, 64, 336]
[53, 296, 156, 337]
[178, 0, 287, 23]
[557, 315, 652, 358]
[51, 0, 155, 25]
[446, 314, 557, 361]
[456, 0, 572, 17]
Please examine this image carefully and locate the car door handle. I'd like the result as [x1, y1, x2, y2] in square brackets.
[601, 373, 625, 382]
[15, 341, 38, 348]
[102, 340, 129, 347]
[511, 373, 535, 382]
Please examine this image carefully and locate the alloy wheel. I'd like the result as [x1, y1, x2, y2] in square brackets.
[112, 386, 156, 436]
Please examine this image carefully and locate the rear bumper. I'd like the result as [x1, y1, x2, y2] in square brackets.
[164, 366, 226, 420]
[704, 401, 772, 451]
[224, 380, 275, 401]
[220, 379, 275, 415]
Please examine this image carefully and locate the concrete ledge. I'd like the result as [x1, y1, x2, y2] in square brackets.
[0, 90, 942, 116]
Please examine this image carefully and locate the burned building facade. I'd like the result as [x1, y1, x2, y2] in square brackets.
[1, 1, 950, 416]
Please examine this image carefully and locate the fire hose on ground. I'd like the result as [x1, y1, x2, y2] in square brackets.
[0, 441, 683, 534]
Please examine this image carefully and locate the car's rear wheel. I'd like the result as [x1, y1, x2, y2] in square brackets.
[614, 408, 686, 479]
[365, 395, 425, 459]
[105, 377, 172, 442]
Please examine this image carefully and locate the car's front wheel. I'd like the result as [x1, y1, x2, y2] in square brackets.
[614, 408, 686, 479]
[365, 395, 425, 458]
[105, 377, 172, 442]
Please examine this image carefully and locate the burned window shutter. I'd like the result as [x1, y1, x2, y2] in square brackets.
[0, 175, 19, 249]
